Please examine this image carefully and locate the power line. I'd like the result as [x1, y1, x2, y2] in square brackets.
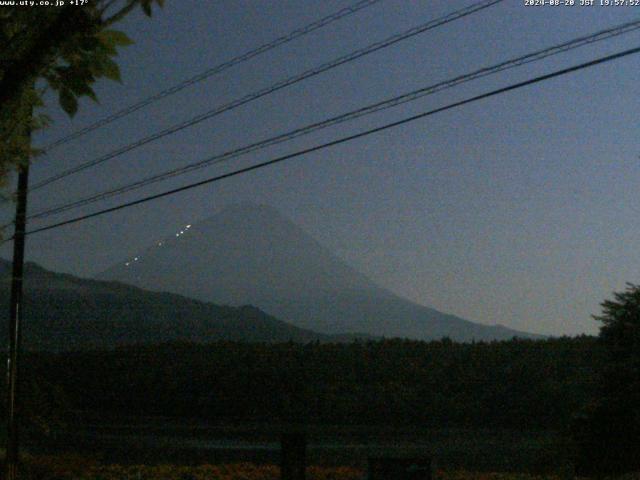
[26, 18, 640, 222]
[41, 0, 384, 151]
[20, 45, 640, 239]
[30, 0, 503, 191]
[33, 0, 501, 189]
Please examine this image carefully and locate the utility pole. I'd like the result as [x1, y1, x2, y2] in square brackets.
[5, 148, 30, 480]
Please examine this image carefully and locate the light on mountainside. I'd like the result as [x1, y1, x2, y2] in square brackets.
[97, 203, 539, 342]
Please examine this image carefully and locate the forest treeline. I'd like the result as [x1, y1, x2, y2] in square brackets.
[11, 336, 599, 431]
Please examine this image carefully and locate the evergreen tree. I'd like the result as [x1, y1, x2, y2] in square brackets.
[573, 283, 640, 476]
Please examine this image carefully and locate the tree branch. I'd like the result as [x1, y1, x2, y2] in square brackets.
[103, 0, 139, 27]
[0, 7, 95, 110]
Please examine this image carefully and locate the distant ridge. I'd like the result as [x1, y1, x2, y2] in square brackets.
[0, 259, 368, 351]
[98, 203, 540, 341]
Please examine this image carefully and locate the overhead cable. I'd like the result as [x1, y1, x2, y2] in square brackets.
[42, 0, 385, 151]
[31, 0, 503, 191]
[20, 44, 640, 238]
[27, 18, 640, 222]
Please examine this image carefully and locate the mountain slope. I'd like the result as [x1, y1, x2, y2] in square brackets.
[0, 259, 339, 351]
[98, 203, 538, 341]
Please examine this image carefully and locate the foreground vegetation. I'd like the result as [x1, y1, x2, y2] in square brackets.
[2, 279, 639, 477]
[12, 336, 598, 430]
[7, 456, 640, 479]
[0, 337, 596, 475]
[0, 455, 606, 480]
[7, 457, 358, 480]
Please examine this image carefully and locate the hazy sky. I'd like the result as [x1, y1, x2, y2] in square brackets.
[3, 0, 640, 336]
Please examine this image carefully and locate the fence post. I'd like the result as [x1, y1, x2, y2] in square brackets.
[280, 432, 306, 480]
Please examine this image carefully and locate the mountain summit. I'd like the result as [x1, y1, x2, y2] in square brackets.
[98, 203, 537, 341]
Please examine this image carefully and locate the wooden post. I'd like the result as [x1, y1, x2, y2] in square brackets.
[5, 163, 30, 480]
[280, 432, 306, 480]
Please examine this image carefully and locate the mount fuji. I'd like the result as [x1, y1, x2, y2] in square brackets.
[97, 203, 538, 341]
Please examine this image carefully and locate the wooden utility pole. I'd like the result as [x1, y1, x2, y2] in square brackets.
[5, 159, 30, 480]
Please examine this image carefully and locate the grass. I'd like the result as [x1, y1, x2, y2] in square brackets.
[2, 449, 639, 479]
[8, 456, 640, 480]
[0, 456, 563, 480]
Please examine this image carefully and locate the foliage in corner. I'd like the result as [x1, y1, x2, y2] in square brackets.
[0, 0, 164, 183]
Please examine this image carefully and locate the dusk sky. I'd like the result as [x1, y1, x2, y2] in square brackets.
[2, 0, 639, 336]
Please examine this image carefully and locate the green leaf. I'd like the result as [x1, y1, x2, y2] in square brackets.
[79, 35, 100, 52]
[85, 86, 98, 103]
[100, 57, 121, 82]
[59, 88, 78, 117]
[94, 37, 118, 56]
[141, 0, 152, 16]
[43, 71, 62, 90]
[67, 77, 98, 102]
[98, 29, 134, 47]
[32, 113, 51, 130]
